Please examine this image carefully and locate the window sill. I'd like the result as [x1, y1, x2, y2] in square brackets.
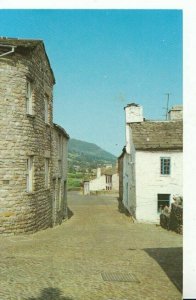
[26, 114, 35, 119]
[26, 191, 35, 195]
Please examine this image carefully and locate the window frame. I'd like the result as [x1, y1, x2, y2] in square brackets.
[26, 79, 33, 115]
[157, 193, 170, 213]
[160, 157, 171, 175]
[26, 156, 34, 192]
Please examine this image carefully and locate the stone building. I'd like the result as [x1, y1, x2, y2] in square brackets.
[118, 103, 183, 223]
[0, 37, 69, 234]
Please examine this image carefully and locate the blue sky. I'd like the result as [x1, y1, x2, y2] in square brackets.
[0, 9, 182, 155]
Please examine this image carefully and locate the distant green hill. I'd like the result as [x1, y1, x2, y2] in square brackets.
[68, 138, 116, 173]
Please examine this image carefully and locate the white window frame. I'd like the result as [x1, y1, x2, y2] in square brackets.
[45, 158, 50, 188]
[26, 156, 33, 192]
[157, 194, 170, 213]
[160, 157, 171, 175]
[26, 80, 33, 115]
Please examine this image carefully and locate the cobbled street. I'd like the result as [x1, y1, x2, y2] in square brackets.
[0, 192, 182, 300]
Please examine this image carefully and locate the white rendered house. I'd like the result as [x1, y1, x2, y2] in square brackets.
[119, 103, 183, 223]
[88, 166, 119, 192]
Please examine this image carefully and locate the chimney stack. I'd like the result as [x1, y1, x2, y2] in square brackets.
[125, 103, 143, 123]
[125, 103, 143, 154]
[168, 105, 183, 120]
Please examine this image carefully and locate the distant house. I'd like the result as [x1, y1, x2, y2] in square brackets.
[0, 37, 69, 234]
[118, 103, 183, 223]
[84, 166, 119, 194]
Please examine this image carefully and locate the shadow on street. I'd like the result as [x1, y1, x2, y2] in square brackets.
[117, 197, 132, 217]
[26, 287, 73, 300]
[67, 207, 74, 219]
[144, 247, 182, 293]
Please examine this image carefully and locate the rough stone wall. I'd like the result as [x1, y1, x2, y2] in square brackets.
[51, 127, 69, 226]
[0, 43, 58, 234]
[169, 203, 183, 234]
[160, 203, 183, 234]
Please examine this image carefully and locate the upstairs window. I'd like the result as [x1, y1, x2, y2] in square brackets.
[44, 94, 49, 124]
[160, 157, 171, 175]
[26, 80, 33, 115]
[26, 156, 33, 192]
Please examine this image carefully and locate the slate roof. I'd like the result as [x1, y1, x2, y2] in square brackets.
[53, 123, 70, 139]
[130, 120, 183, 150]
[101, 167, 118, 175]
[0, 37, 41, 48]
[0, 37, 55, 83]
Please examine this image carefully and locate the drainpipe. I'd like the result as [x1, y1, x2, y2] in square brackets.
[0, 44, 16, 58]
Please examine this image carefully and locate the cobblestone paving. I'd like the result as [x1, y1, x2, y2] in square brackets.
[0, 192, 182, 300]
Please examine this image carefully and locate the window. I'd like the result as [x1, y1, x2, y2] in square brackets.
[106, 175, 112, 190]
[44, 94, 49, 124]
[160, 157, 171, 175]
[26, 80, 33, 114]
[106, 175, 112, 184]
[45, 158, 50, 188]
[26, 157, 33, 192]
[157, 194, 170, 213]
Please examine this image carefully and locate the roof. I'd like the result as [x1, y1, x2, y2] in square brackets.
[0, 37, 55, 83]
[130, 120, 183, 151]
[0, 37, 41, 48]
[101, 167, 118, 175]
[53, 123, 70, 139]
[118, 146, 126, 159]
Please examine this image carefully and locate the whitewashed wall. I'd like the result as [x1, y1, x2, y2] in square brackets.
[89, 175, 106, 191]
[122, 152, 136, 217]
[122, 124, 137, 217]
[135, 151, 183, 222]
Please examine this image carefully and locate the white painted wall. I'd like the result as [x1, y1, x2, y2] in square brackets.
[135, 151, 183, 222]
[122, 151, 136, 217]
[89, 175, 106, 191]
[89, 173, 119, 192]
